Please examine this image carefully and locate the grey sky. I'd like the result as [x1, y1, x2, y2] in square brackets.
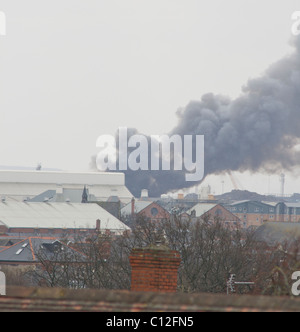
[0, 1, 300, 195]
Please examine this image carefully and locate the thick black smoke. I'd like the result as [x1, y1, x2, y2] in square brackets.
[92, 36, 300, 197]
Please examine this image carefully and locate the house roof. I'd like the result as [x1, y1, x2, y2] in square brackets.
[121, 200, 153, 215]
[0, 201, 130, 232]
[186, 203, 218, 217]
[0, 237, 86, 263]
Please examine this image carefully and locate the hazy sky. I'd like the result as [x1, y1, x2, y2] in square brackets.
[0, 0, 300, 195]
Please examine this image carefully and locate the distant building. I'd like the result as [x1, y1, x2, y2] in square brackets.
[121, 199, 170, 223]
[0, 170, 133, 204]
[275, 202, 300, 223]
[226, 201, 276, 228]
[182, 203, 240, 225]
[225, 201, 300, 228]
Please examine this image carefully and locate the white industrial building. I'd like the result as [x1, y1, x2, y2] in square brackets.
[0, 170, 133, 204]
[0, 201, 130, 235]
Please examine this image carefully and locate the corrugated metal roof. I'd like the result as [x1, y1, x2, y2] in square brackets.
[0, 170, 134, 204]
[0, 201, 130, 232]
[0, 170, 125, 186]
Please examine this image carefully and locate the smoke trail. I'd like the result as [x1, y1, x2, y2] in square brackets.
[92, 36, 300, 197]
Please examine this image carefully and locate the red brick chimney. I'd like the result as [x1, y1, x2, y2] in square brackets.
[129, 244, 181, 293]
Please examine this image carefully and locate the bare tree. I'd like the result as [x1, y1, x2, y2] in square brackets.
[24, 215, 293, 295]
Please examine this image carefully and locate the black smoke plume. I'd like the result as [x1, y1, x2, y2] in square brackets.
[91, 36, 300, 197]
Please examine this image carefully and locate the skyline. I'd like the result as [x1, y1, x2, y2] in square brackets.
[1, 1, 300, 196]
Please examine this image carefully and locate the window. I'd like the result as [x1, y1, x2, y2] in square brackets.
[16, 249, 23, 255]
[215, 209, 223, 216]
[151, 207, 159, 217]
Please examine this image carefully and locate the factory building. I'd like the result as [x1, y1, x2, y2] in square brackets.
[0, 201, 130, 237]
[0, 170, 133, 204]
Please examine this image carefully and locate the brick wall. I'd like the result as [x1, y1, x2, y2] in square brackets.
[129, 245, 181, 293]
[138, 202, 170, 223]
[4, 286, 300, 312]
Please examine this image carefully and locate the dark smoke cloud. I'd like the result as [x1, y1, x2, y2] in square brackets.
[92, 36, 300, 197]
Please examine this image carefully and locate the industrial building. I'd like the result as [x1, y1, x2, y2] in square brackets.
[0, 170, 133, 204]
[0, 201, 130, 237]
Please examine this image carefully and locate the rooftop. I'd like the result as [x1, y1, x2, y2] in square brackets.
[0, 201, 130, 232]
[0, 170, 125, 186]
[186, 203, 218, 217]
[0, 237, 86, 263]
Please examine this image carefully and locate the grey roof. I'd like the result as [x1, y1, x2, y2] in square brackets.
[0, 201, 130, 232]
[186, 203, 218, 217]
[0, 237, 86, 263]
[29, 189, 97, 203]
[121, 200, 153, 215]
[285, 203, 300, 208]
[29, 190, 56, 202]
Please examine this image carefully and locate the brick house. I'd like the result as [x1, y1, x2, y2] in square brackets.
[121, 199, 170, 223]
[137, 202, 170, 223]
[225, 201, 276, 228]
[182, 203, 240, 226]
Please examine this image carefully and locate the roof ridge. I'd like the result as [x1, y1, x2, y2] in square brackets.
[28, 238, 36, 261]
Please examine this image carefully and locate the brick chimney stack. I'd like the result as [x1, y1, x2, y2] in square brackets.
[129, 244, 181, 293]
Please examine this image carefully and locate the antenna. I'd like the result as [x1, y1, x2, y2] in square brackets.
[227, 274, 255, 295]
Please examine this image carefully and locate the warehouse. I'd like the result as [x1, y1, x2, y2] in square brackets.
[0, 201, 130, 237]
[0, 170, 133, 204]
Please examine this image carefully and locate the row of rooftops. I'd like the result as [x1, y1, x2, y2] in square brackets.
[0, 237, 86, 264]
